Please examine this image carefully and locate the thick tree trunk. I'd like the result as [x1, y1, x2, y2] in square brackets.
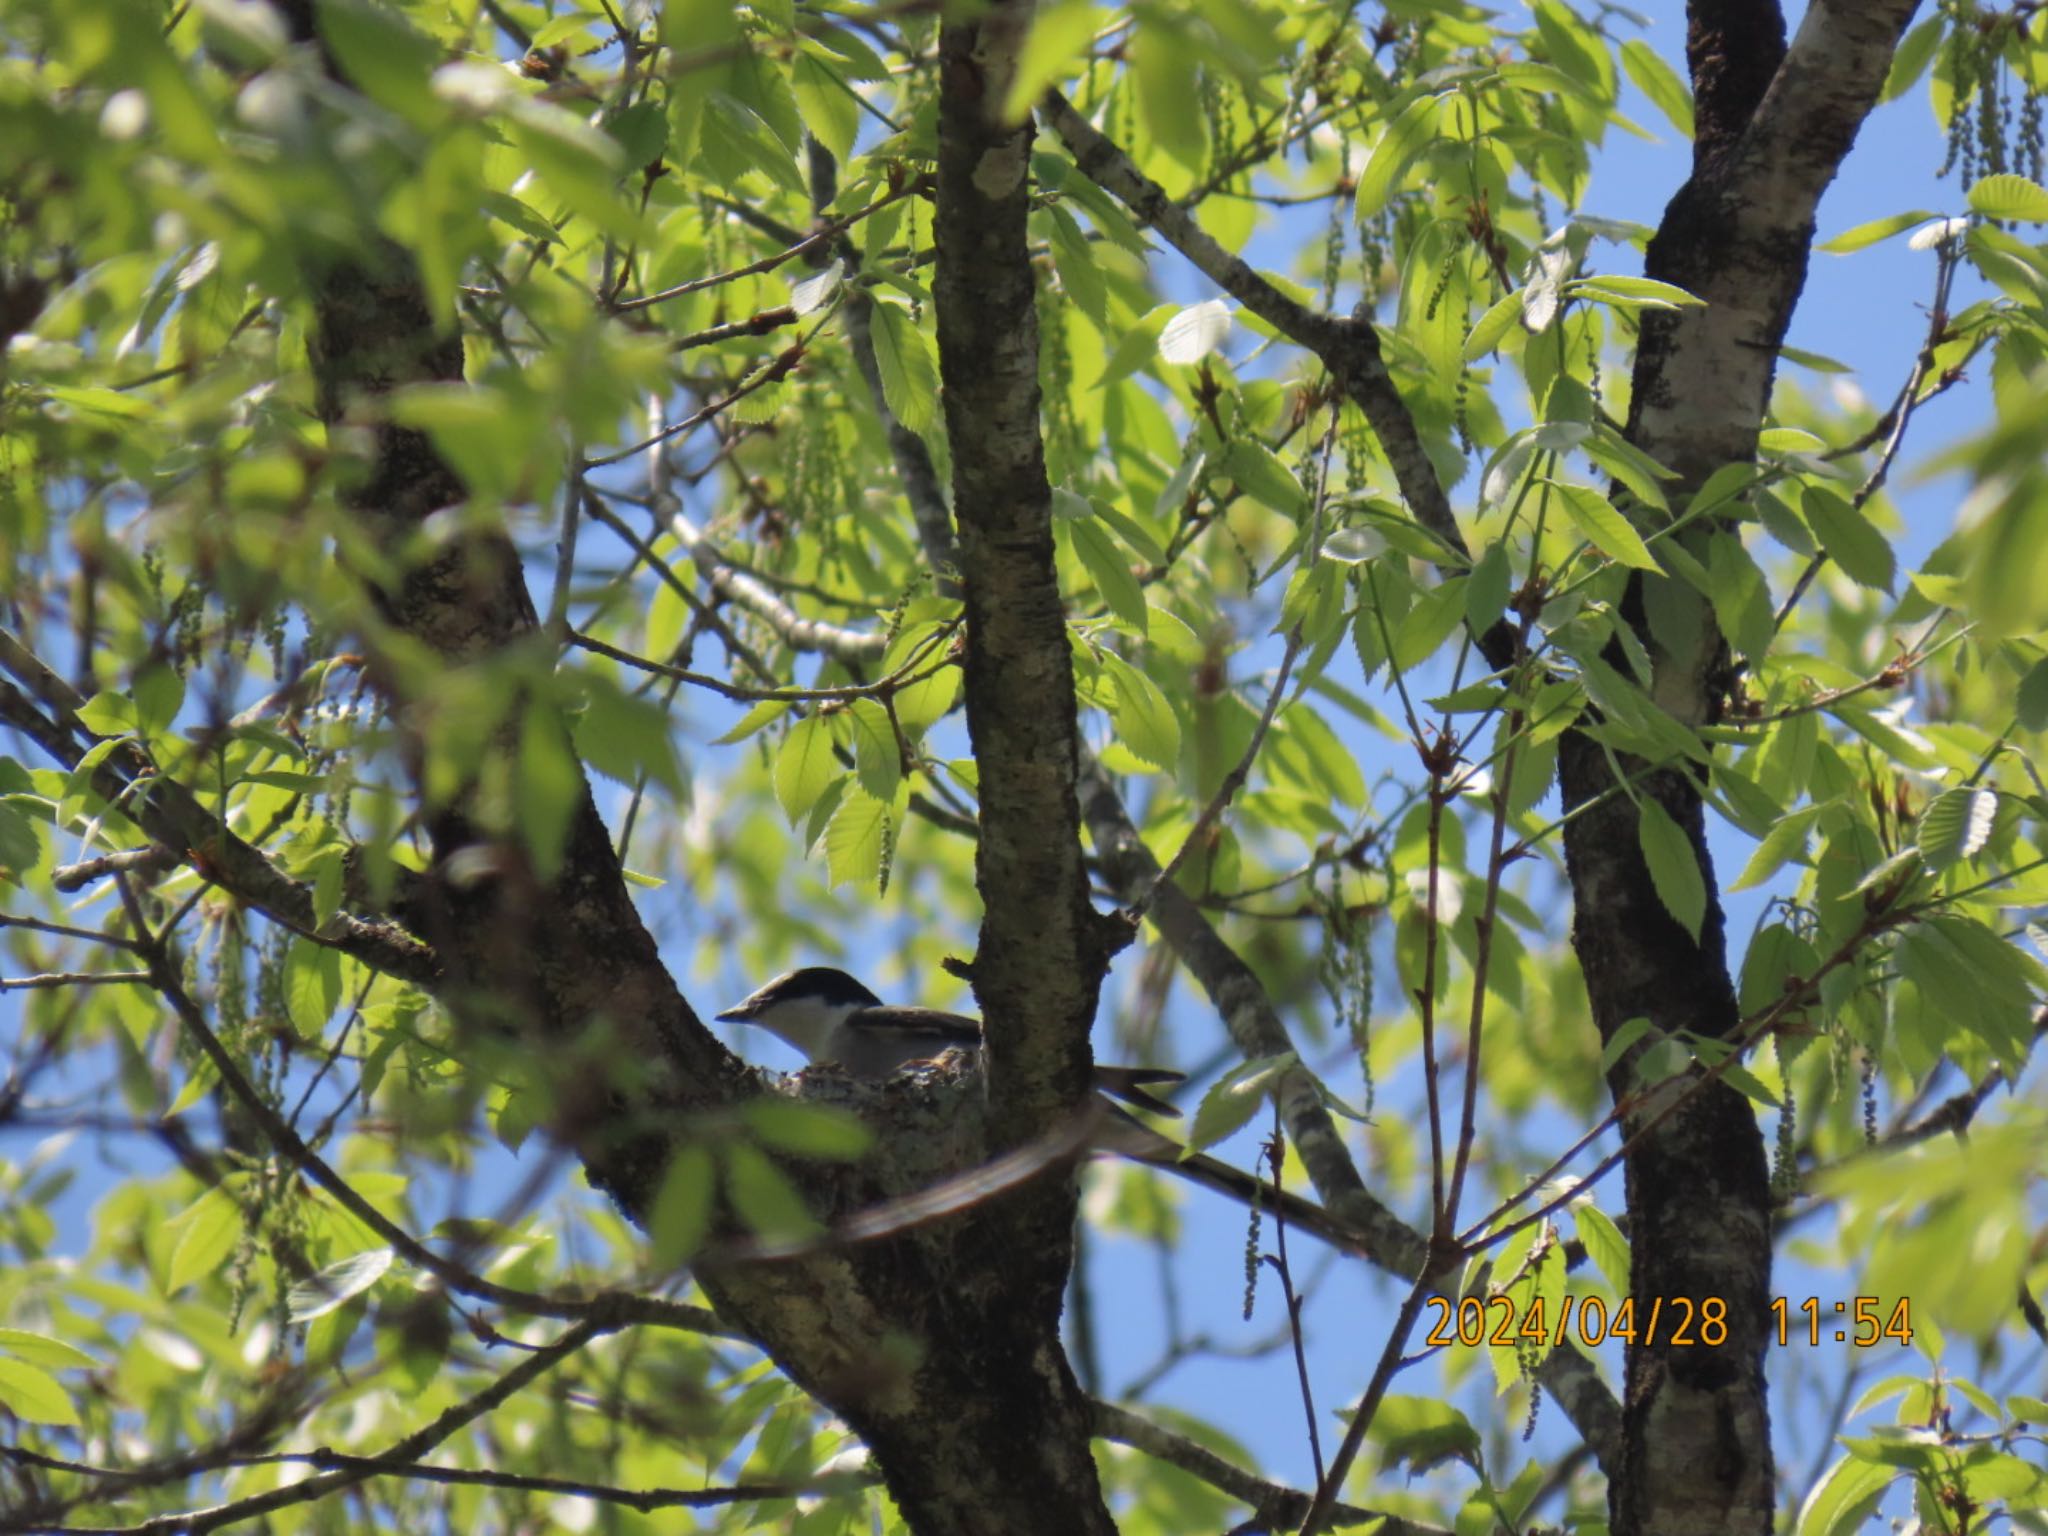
[1569, 4, 1923, 1530]
[268, 4, 1122, 1532]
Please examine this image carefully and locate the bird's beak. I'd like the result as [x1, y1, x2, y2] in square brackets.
[714, 999, 760, 1022]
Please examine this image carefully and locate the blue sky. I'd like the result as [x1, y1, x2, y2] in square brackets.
[2, 0, 2036, 1522]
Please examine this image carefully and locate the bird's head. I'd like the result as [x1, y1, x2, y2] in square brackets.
[715, 966, 883, 1061]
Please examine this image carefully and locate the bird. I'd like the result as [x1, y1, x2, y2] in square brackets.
[715, 965, 1186, 1113]
[715, 966, 1359, 1251]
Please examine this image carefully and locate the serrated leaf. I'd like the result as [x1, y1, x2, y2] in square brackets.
[1100, 651, 1180, 770]
[1185, 1053, 1296, 1154]
[1572, 1203, 1631, 1295]
[1801, 485, 1895, 592]
[823, 782, 894, 891]
[1158, 299, 1233, 366]
[1916, 786, 1996, 869]
[1637, 797, 1706, 942]
[773, 714, 838, 825]
[790, 51, 860, 161]
[867, 298, 937, 434]
[845, 699, 901, 802]
[286, 1247, 394, 1322]
[1730, 804, 1818, 892]
[1546, 480, 1663, 571]
[1967, 172, 2048, 222]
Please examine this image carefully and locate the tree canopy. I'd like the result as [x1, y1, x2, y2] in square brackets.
[2, 0, 2047, 1533]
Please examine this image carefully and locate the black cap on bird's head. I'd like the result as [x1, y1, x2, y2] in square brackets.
[715, 966, 883, 1023]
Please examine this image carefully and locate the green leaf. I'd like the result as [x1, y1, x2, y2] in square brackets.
[286, 1248, 395, 1323]
[1819, 209, 1941, 254]
[741, 1099, 873, 1159]
[845, 698, 901, 802]
[714, 698, 793, 746]
[1795, 1453, 1898, 1536]
[1967, 173, 2048, 222]
[1585, 424, 1674, 511]
[823, 781, 896, 892]
[1567, 274, 1704, 310]
[1730, 804, 1819, 892]
[1882, 16, 1943, 102]
[1355, 93, 1444, 221]
[1132, 21, 1206, 169]
[0, 1329, 101, 1370]
[1706, 532, 1774, 662]
[1915, 786, 1997, 869]
[1465, 541, 1512, 634]
[1047, 204, 1108, 325]
[1619, 38, 1693, 138]
[1637, 798, 1706, 942]
[867, 298, 937, 434]
[1464, 288, 1523, 359]
[284, 937, 343, 1034]
[1068, 517, 1149, 633]
[1801, 485, 1896, 592]
[1274, 704, 1367, 809]
[0, 1357, 78, 1427]
[2016, 656, 2048, 732]
[773, 714, 839, 825]
[1545, 480, 1663, 571]
[166, 1187, 244, 1296]
[516, 707, 580, 879]
[723, 1143, 824, 1244]
[1222, 440, 1305, 517]
[575, 678, 687, 795]
[1094, 305, 1174, 388]
[134, 665, 184, 739]
[1598, 1015, 1657, 1075]
[76, 690, 137, 737]
[1369, 1393, 1480, 1477]
[1572, 1202, 1631, 1295]
[651, 1144, 715, 1268]
[1100, 651, 1180, 770]
[789, 52, 860, 162]
[1185, 1053, 1296, 1155]
[1005, 1, 1101, 120]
